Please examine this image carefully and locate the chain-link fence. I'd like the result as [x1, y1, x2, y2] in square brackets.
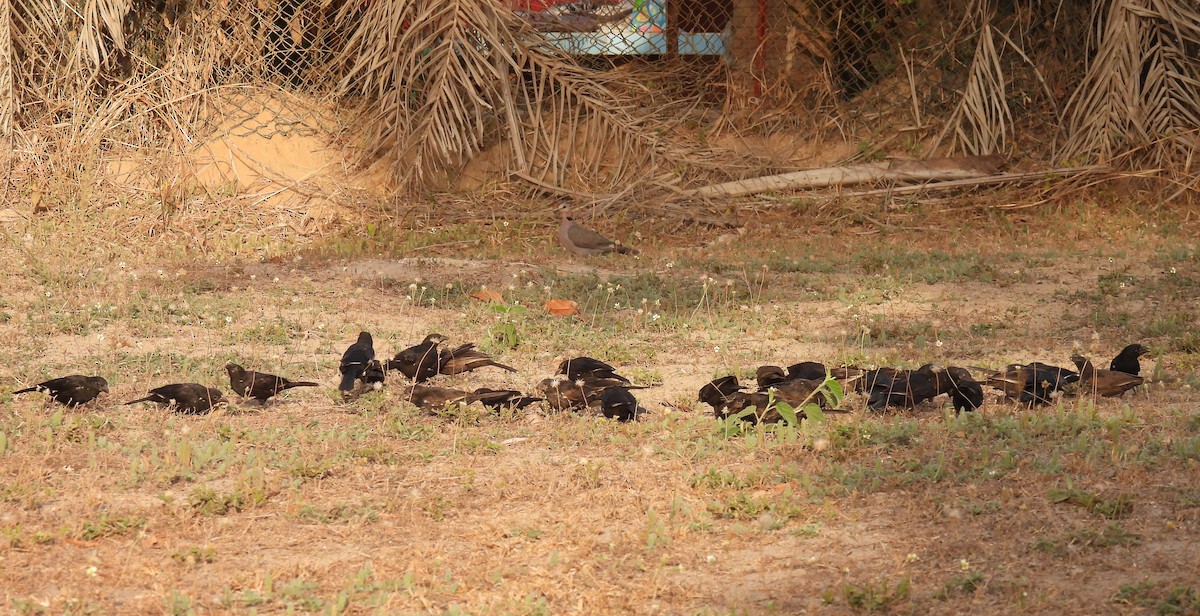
[2, 0, 1196, 190]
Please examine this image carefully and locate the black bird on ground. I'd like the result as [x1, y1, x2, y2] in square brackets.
[362, 360, 387, 388]
[13, 375, 109, 407]
[402, 384, 519, 411]
[339, 331, 375, 393]
[225, 363, 318, 403]
[866, 365, 943, 410]
[1110, 343, 1150, 376]
[388, 333, 447, 382]
[755, 366, 788, 390]
[556, 357, 630, 383]
[786, 361, 829, 382]
[471, 388, 544, 411]
[948, 367, 985, 413]
[1071, 354, 1144, 398]
[698, 375, 746, 411]
[983, 361, 1078, 406]
[437, 343, 517, 376]
[538, 376, 646, 412]
[125, 383, 225, 415]
[600, 386, 640, 422]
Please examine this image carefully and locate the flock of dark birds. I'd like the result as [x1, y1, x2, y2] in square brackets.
[11, 330, 1152, 424]
[700, 343, 1151, 423]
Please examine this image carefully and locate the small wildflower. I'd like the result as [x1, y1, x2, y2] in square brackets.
[250, 274, 256, 280]
[614, 303, 620, 309]
[651, 314, 661, 321]
[906, 553, 919, 563]
[429, 297, 437, 304]
[1170, 267, 1177, 274]
[502, 220, 509, 227]
[960, 559, 971, 571]
[410, 283, 419, 290]
[936, 340, 943, 347]
[637, 308, 644, 315]
[44, 291, 51, 297]
[406, 295, 413, 301]
[706, 555, 716, 563]
[543, 285, 551, 292]
[713, 345, 720, 352]
[446, 283, 453, 289]
[507, 284, 516, 291]
[118, 262, 126, 269]
[224, 316, 232, 323]
[666, 262, 674, 268]
[157, 269, 164, 276]
[316, 323, 325, 329]
[526, 281, 534, 288]
[273, 277, 280, 283]
[85, 566, 98, 577]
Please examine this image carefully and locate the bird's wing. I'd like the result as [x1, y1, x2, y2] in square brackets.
[566, 222, 617, 249]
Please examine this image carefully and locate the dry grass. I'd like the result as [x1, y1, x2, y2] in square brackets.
[2, 186, 1200, 614]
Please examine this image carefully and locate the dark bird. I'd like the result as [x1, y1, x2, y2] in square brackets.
[538, 376, 646, 412]
[339, 331, 375, 392]
[1109, 343, 1150, 376]
[13, 375, 109, 407]
[402, 384, 519, 411]
[387, 333, 447, 382]
[755, 366, 788, 390]
[600, 387, 640, 422]
[786, 361, 830, 382]
[362, 360, 387, 388]
[1071, 354, 1144, 398]
[866, 365, 942, 410]
[983, 361, 1078, 406]
[225, 363, 318, 403]
[935, 366, 984, 413]
[437, 343, 517, 376]
[698, 375, 746, 411]
[125, 383, 224, 415]
[471, 388, 544, 411]
[556, 356, 629, 383]
[558, 209, 636, 256]
[768, 377, 831, 408]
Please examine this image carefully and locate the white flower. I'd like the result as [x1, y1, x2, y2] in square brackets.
[713, 345, 720, 352]
[118, 262, 126, 269]
[960, 559, 971, 571]
[614, 303, 620, 309]
[502, 221, 509, 227]
[249, 274, 256, 280]
[906, 553, 919, 563]
[224, 316, 232, 323]
[936, 340, 943, 347]
[651, 314, 660, 321]
[85, 566, 98, 577]
[409, 283, 418, 290]
[44, 291, 51, 297]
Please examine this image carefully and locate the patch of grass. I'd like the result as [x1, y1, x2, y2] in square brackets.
[171, 545, 217, 567]
[935, 570, 984, 599]
[1047, 484, 1135, 519]
[827, 577, 911, 612]
[77, 514, 147, 540]
[1115, 580, 1200, 614]
[1033, 523, 1141, 556]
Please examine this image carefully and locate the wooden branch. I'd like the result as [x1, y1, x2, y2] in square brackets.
[844, 165, 1110, 197]
[690, 155, 1010, 198]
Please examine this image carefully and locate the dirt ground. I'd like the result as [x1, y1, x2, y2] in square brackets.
[1, 194, 1199, 615]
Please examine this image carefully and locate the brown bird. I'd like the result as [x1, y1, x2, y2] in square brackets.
[13, 375, 109, 407]
[558, 209, 636, 256]
[755, 366, 788, 390]
[556, 356, 629, 383]
[387, 333, 447, 382]
[698, 375, 746, 411]
[1071, 355, 1144, 398]
[437, 343, 517, 376]
[471, 388, 544, 411]
[767, 377, 831, 408]
[538, 376, 645, 412]
[225, 363, 318, 403]
[402, 384, 519, 411]
[982, 362, 1078, 406]
[125, 383, 225, 415]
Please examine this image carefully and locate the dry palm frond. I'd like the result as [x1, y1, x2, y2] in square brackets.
[1, 0, 13, 135]
[929, 2, 1012, 156]
[1063, 0, 1200, 167]
[334, 0, 702, 193]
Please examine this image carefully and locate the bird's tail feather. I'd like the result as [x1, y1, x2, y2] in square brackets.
[283, 381, 320, 389]
[12, 386, 37, 395]
[338, 371, 359, 391]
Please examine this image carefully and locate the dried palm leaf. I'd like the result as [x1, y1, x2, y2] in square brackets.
[1063, 0, 1200, 167]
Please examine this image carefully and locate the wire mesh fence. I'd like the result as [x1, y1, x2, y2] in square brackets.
[1, 0, 1197, 191]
